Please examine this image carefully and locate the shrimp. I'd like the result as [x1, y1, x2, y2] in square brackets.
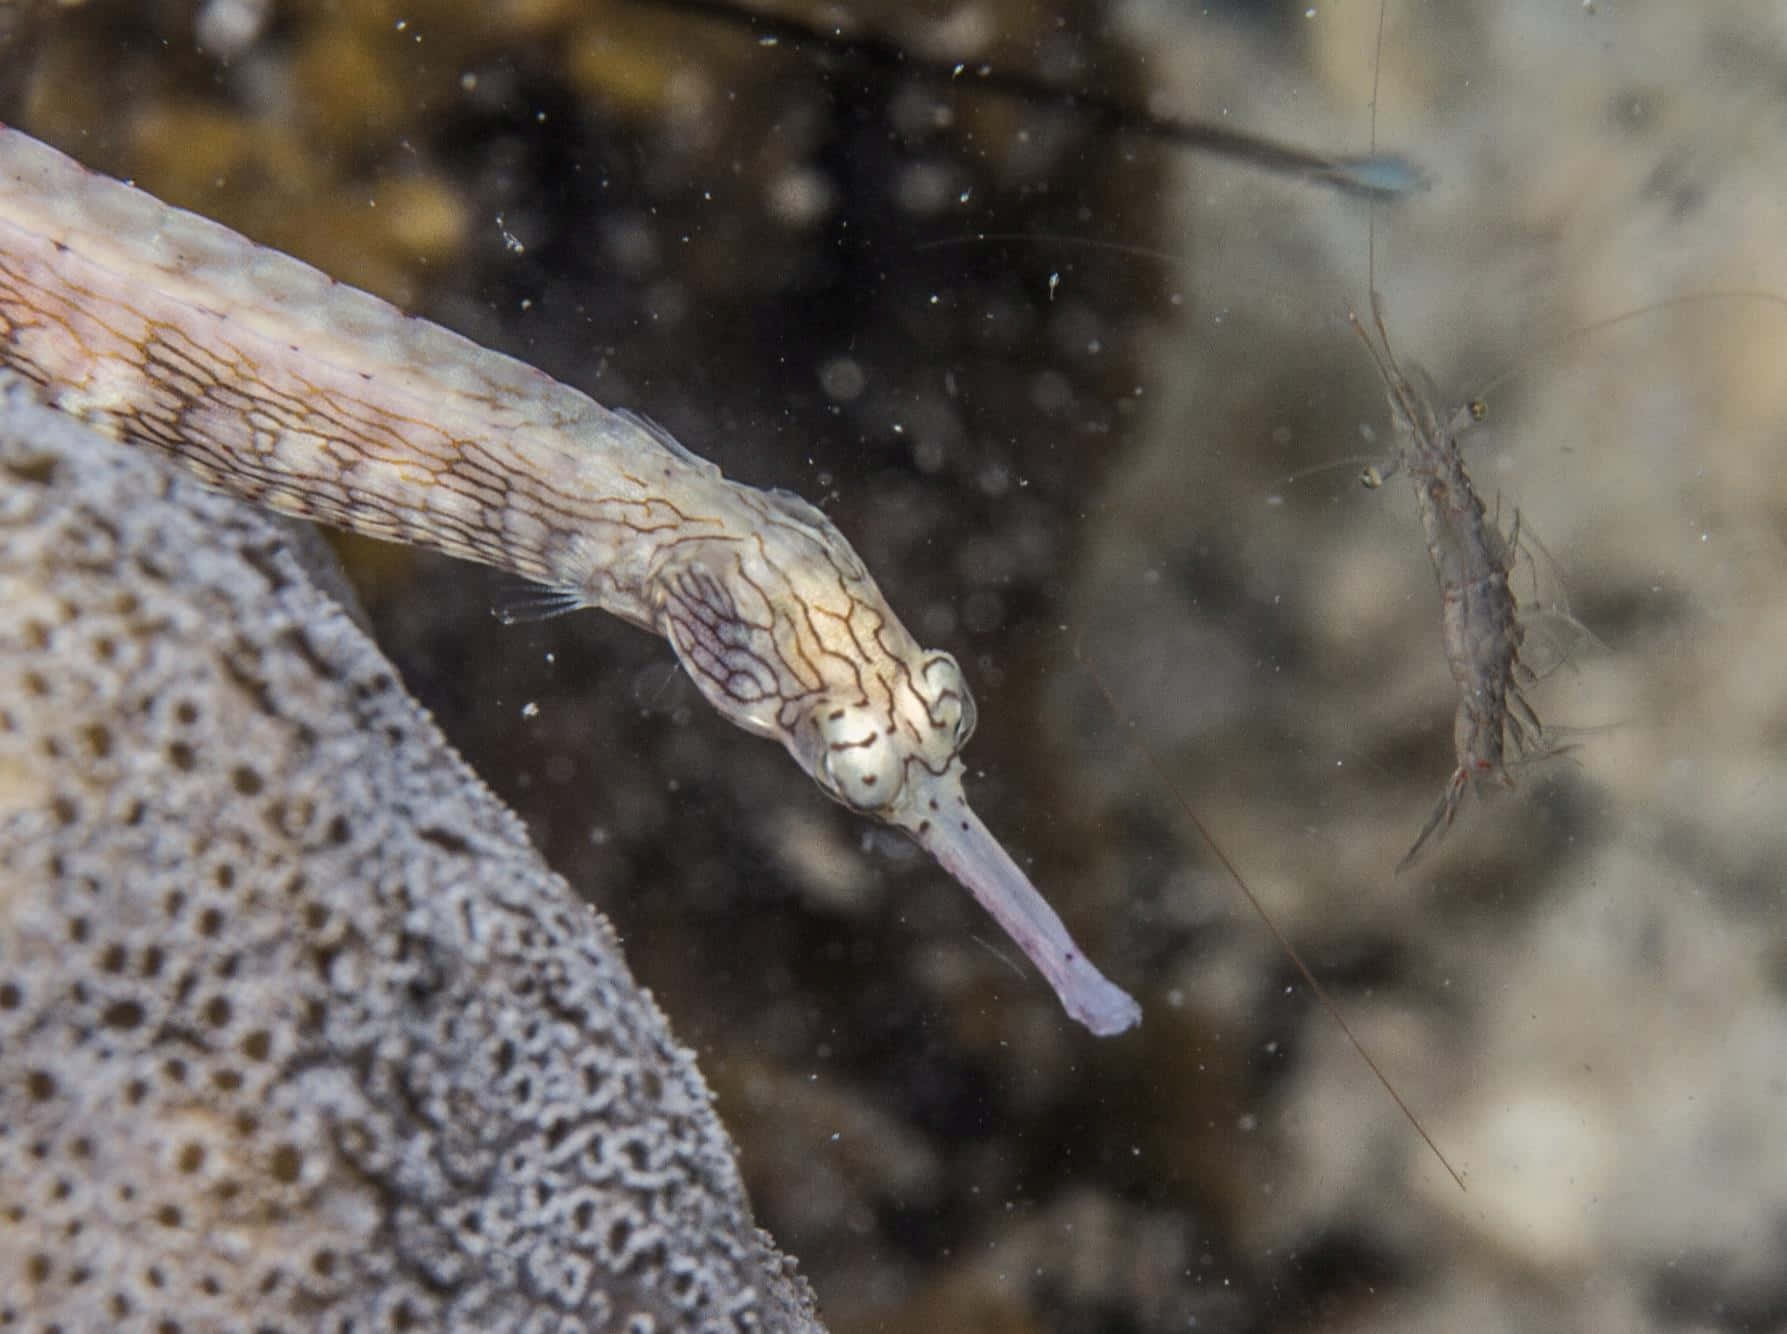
[1339, 0, 1557, 870]
[1350, 299, 1546, 870]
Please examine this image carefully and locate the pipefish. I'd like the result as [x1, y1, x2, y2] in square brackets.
[0, 123, 1140, 1036]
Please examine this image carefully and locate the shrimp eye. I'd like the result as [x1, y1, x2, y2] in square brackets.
[812, 702, 904, 812]
[920, 652, 977, 751]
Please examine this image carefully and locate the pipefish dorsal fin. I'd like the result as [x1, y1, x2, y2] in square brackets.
[762, 486, 835, 531]
[613, 406, 722, 480]
[760, 487, 874, 578]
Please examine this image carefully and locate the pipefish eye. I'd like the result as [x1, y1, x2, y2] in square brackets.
[1359, 465, 1387, 489]
[812, 702, 904, 812]
[920, 652, 976, 749]
[1469, 398, 1489, 422]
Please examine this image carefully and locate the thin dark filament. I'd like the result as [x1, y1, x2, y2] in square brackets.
[628, 0, 1425, 202]
[1076, 638, 1468, 1193]
[1470, 289, 1787, 404]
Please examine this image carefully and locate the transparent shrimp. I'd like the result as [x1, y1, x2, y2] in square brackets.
[1350, 299, 1545, 869]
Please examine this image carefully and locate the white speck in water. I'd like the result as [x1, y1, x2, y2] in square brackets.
[1238, 1114, 1258, 1132]
[958, 188, 973, 204]
[544, 652, 555, 665]
[521, 700, 539, 719]
[1047, 272, 1060, 301]
[1166, 988, 1185, 1009]
[829, 1132, 840, 1142]
[1305, 6, 1317, 15]
[758, 34, 779, 45]
[588, 826, 609, 846]
[460, 72, 477, 92]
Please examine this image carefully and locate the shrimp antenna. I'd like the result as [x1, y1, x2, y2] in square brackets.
[1074, 637, 1468, 1193]
[1283, 451, 1386, 484]
[1366, 0, 1392, 301]
[1347, 6, 1428, 471]
[1469, 289, 1787, 405]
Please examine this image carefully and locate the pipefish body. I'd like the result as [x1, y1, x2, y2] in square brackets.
[0, 124, 1140, 1036]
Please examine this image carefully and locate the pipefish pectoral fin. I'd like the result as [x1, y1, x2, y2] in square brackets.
[491, 581, 590, 624]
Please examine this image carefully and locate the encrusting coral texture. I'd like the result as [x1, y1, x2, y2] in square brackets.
[0, 377, 823, 1332]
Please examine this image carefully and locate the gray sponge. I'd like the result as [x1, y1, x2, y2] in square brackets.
[0, 378, 822, 1332]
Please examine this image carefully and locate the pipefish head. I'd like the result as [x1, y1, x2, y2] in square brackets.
[653, 484, 1140, 1036]
[786, 651, 976, 819]
[651, 485, 980, 819]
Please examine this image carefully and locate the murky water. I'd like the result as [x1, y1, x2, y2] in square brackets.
[9, 0, 1787, 1328]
